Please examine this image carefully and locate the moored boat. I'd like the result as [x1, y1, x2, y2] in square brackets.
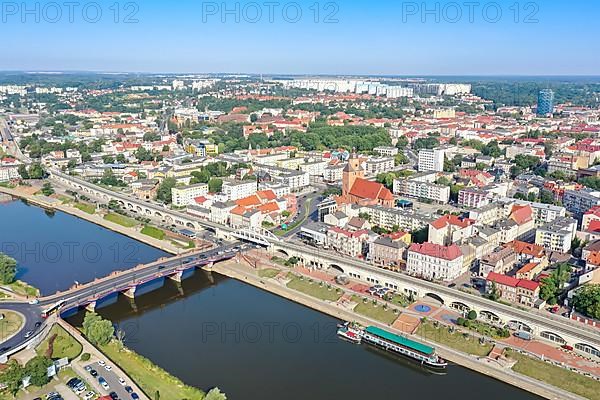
[337, 325, 362, 344]
[361, 326, 447, 370]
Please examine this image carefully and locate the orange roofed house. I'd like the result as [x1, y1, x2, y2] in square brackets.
[339, 152, 394, 207]
[406, 242, 465, 281]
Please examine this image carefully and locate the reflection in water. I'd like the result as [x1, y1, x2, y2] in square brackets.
[0, 200, 167, 295]
[67, 272, 541, 400]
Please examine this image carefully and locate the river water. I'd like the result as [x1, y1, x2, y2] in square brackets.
[1, 200, 541, 400]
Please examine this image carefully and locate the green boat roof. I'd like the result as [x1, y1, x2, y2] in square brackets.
[365, 326, 435, 355]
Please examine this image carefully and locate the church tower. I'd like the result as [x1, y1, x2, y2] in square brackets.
[342, 150, 364, 196]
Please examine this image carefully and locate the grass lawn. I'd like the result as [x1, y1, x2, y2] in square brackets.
[415, 321, 493, 357]
[74, 202, 96, 214]
[104, 212, 139, 228]
[141, 225, 166, 240]
[36, 324, 83, 360]
[0, 311, 24, 341]
[7, 280, 39, 297]
[351, 296, 399, 325]
[101, 341, 205, 400]
[286, 275, 342, 302]
[389, 294, 410, 308]
[258, 268, 281, 279]
[56, 194, 73, 204]
[506, 349, 600, 400]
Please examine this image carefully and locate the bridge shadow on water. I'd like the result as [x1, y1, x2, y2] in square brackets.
[64, 270, 227, 326]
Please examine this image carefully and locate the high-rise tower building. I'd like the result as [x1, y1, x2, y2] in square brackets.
[537, 89, 554, 116]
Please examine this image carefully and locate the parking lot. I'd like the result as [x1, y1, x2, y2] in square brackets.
[83, 360, 139, 400]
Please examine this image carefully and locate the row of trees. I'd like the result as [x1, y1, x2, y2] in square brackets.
[539, 263, 572, 305]
[0, 253, 17, 284]
[1, 356, 54, 395]
[18, 163, 46, 180]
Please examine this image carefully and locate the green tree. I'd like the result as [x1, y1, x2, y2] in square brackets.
[24, 356, 53, 387]
[41, 182, 54, 196]
[156, 177, 177, 203]
[116, 154, 126, 163]
[82, 312, 114, 346]
[28, 163, 45, 179]
[467, 310, 478, 320]
[0, 253, 17, 284]
[488, 281, 500, 301]
[102, 155, 115, 164]
[17, 164, 29, 179]
[394, 153, 408, 166]
[205, 387, 227, 400]
[208, 178, 224, 193]
[376, 173, 396, 190]
[540, 263, 572, 303]
[0, 360, 25, 395]
[579, 176, 600, 191]
[99, 169, 126, 187]
[572, 284, 600, 320]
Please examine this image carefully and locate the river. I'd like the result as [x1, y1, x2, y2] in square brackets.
[1, 200, 542, 400]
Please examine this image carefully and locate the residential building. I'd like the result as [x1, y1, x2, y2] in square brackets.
[406, 243, 464, 281]
[326, 227, 369, 258]
[374, 146, 399, 157]
[537, 89, 554, 116]
[418, 148, 445, 172]
[563, 189, 600, 219]
[171, 183, 209, 207]
[365, 157, 395, 175]
[479, 247, 517, 277]
[486, 272, 540, 307]
[458, 188, 492, 208]
[393, 178, 450, 204]
[535, 217, 577, 253]
[360, 204, 433, 232]
[428, 215, 476, 246]
[369, 237, 407, 269]
[222, 179, 257, 201]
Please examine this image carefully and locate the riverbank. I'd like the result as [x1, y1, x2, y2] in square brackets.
[0, 185, 182, 255]
[212, 260, 587, 400]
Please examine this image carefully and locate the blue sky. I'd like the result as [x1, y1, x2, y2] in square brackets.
[1, 0, 598, 75]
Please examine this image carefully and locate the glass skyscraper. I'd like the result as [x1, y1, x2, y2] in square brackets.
[537, 89, 554, 116]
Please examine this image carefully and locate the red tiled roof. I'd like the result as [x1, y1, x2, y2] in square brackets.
[517, 262, 539, 275]
[236, 195, 261, 207]
[258, 202, 279, 214]
[510, 205, 533, 225]
[486, 272, 519, 287]
[587, 251, 600, 266]
[587, 220, 600, 233]
[505, 240, 545, 257]
[409, 243, 462, 261]
[230, 205, 246, 216]
[430, 215, 475, 230]
[487, 272, 539, 291]
[256, 190, 277, 201]
[517, 279, 540, 291]
[349, 178, 393, 201]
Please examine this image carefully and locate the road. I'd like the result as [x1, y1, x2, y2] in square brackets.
[275, 240, 600, 349]
[50, 171, 600, 349]
[280, 192, 321, 238]
[0, 301, 45, 354]
[0, 118, 30, 163]
[0, 243, 242, 360]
